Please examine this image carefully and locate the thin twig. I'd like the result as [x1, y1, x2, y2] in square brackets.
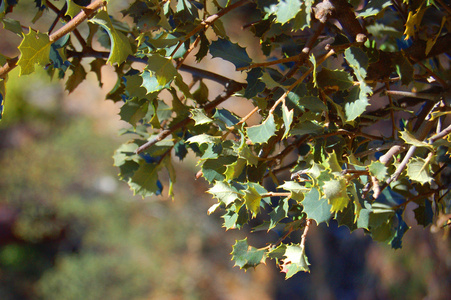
[221, 106, 259, 140]
[429, 124, 451, 143]
[300, 219, 312, 249]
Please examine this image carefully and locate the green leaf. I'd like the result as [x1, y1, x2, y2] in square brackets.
[344, 86, 370, 121]
[190, 108, 213, 125]
[129, 162, 162, 197]
[225, 158, 247, 181]
[119, 98, 148, 127]
[390, 211, 409, 249]
[323, 178, 350, 213]
[243, 185, 262, 217]
[357, 0, 391, 18]
[223, 204, 249, 230]
[368, 161, 387, 181]
[2, 18, 23, 36]
[344, 47, 371, 121]
[208, 181, 241, 206]
[186, 133, 221, 145]
[17, 29, 51, 76]
[268, 198, 289, 230]
[231, 238, 266, 269]
[65, 58, 87, 93]
[279, 181, 308, 201]
[406, 157, 433, 184]
[145, 54, 177, 89]
[316, 68, 354, 90]
[202, 156, 236, 183]
[236, 131, 259, 166]
[246, 114, 277, 144]
[400, 130, 433, 149]
[209, 38, 252, 69]
[336, 202, 358, 232]
[324, 151, 342, 173]
[274, 0, 302, 24]
[244, 68, 265, 99]
[413, 199, 433, 227]
[89, 10, 133, 65]
[192, 80, 209, 104]
[302, 188, 332, 225]
[195, 31, 210, 61]
[280, 244, 310, 278]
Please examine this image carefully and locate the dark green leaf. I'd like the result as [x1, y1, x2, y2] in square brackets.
[231, 238, 266, 269]
[209, 38, 252, 69]
[413, 199, 433, 227]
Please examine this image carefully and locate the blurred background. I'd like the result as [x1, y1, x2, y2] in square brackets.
[0, 1, 450, 299]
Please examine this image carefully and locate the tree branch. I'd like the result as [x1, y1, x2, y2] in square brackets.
[0, 0, 106, 79]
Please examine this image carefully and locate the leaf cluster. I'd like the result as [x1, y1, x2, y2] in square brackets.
[0, 0, 450, 278]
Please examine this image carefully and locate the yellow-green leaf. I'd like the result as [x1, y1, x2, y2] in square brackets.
[89, 10, 133, 65]
[17, 29, 51, 76]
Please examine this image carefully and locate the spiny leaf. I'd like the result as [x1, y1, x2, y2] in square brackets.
[368, 161, 387, 181]
[246, 114, 277, 144]
[243, 185, 262, 217]
[344, 86, 370, 121]
[344, 47, 371, 120]
[268, 198, 289, 230]
[231, 238, 266, 269]
[390, 211, 409, 249]
[302, 188, 332, 225]
[279, 181, 308, 201]
[280, 244, 310, 278]
[413, 200, 433, 227]
[209, 38, 252, 69]
[129, 162, 163, 197]
[274, 0, 302, 24]
[400, 130, 433, 149]
[225, 158, 247, 181]
[323, 178, 350, 213]
[17, 29, 51, 76]
[406, 157, 433, 184]
[316, 68, 354, 90]
[2, 18, 23, 36]
[404, 5, 427, 40]
[65, 58, 87, 93]
[190, 108, 213, 125]
[144, 54, 177, 90]
[208, 181, 241, 206]
[89, 10, 133, 65]
[186, 133, 221, 146]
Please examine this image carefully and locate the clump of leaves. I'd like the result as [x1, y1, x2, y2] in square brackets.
[0, 0, 450, 278]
